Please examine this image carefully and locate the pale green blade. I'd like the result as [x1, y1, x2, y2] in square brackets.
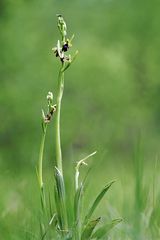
[54, 167, 68, 232]
[91, 218, 122, 239]
[74, 183, 83, 223]
[83, 181, 115, 226]
[73, 166, 93, 239]
[74, 183, 83, 240]
[81, 217, 101, 240]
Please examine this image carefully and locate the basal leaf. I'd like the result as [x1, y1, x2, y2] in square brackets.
[91, 218, 122, 239]
[54, 167, 68, 232]
[83, 181, 115, 226]
[81, 217, 101, 240]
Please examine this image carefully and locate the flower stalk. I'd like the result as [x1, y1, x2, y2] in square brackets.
[38, 124, 47, 190]
[52, 15, 78, 235]
[37, 91, 56, 212]
[54, 15, 78, 174]
[55, 65, 64, 174]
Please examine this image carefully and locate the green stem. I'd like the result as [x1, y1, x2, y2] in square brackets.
[38, 125, 47, 190]
[55, 63, 68, 233]
[55, 64, 64, 173]
[38, 124, 47, 213]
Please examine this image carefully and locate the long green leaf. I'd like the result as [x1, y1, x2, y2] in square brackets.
[81, 217, 101, 240]
[74, 183, 83, 240]
[40, 214, 57, 240]
[48, 190, 53, 220]
[54, 167, 68, 232]
[83, 181, 115, 226]
[73, 166, 93, 239]
[91, 218, 122, 239]
[74, 183, 83, 222]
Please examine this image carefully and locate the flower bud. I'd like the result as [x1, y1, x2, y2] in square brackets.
[47, 91, 53, 101]
[57, 14, 67, 41]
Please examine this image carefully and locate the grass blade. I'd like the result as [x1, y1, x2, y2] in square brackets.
[81, 217, 101, 240]
[74, 183, 83, 239]
[54, 167, 68, 233]
[83, 181, 115, 226]
[91, 218, 122, 239]
[48, 190, 53, 220]
[74, 152, 96, 239]
[40, 214, 57, 240]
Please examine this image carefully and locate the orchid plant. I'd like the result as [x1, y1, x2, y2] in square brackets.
[37, 14, 121, 240]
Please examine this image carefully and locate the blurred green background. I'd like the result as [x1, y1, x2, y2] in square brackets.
[0, 0, 160, 239]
